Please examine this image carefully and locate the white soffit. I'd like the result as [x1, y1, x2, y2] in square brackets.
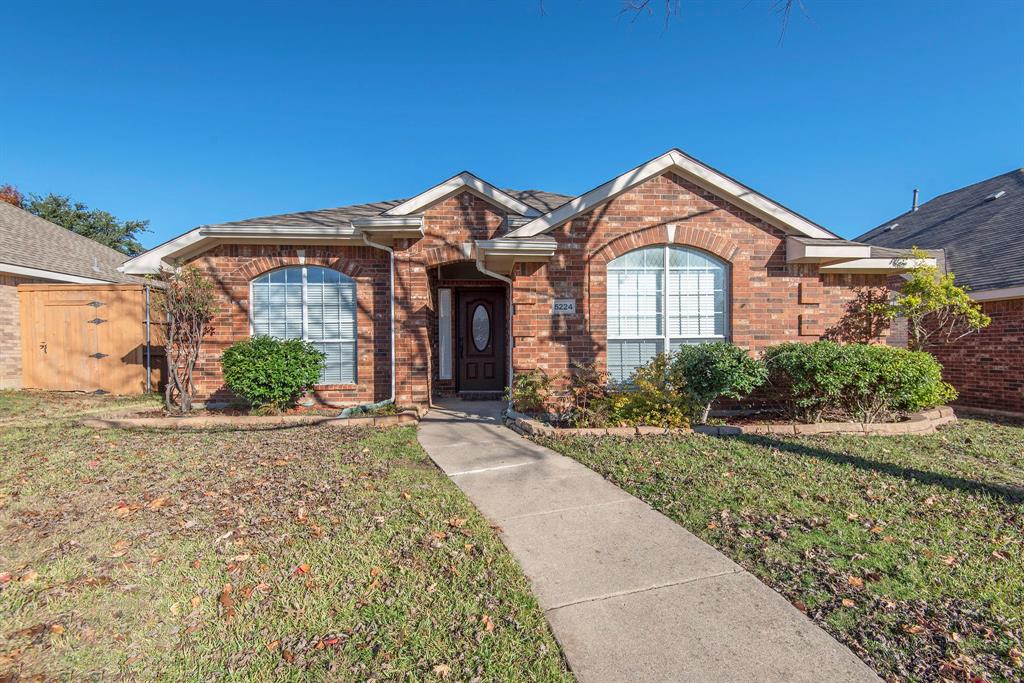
[971, 285, 1024, 302]
[785, 236, 872, 263]
[819, 257, 935, 274]
[0, 262, 112, 284]
[382, 172, 542, 218]
[504, 149, 835, 240]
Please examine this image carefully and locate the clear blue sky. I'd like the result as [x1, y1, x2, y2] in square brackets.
[2, 1, 1021, 246]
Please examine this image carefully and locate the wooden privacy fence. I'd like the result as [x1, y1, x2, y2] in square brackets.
[18, 284, 164, 395]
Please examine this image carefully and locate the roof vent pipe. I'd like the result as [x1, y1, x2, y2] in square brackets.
[912, 188, 919, 212]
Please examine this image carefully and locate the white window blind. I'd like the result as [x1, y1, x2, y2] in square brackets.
[251, 266, 357, 384]
[607, 245, 728, 383]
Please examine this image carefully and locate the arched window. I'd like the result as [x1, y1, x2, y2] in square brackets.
[606, 245, 728, 383]
[250, 266, 357, 384]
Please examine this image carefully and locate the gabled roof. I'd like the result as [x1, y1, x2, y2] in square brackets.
[383, 172, 545, 218]
[0, 201, 143, 284]
[857, 169, 1024, 293]
[504, 148, 837, 240]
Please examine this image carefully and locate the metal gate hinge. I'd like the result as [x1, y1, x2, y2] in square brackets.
[90, 352, 108, 359]
[87, 318, 106, 325]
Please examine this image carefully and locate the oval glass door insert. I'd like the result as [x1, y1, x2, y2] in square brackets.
[471, 304, 490, 351]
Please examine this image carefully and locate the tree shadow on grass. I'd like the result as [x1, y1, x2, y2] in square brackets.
[730, 434, 1024, 505]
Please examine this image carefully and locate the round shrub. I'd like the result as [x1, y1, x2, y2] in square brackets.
[221, 336, 325, 411]
[764, 341, 956, 423]
[671, 342, 767, 423]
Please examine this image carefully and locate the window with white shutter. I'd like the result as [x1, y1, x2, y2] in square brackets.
[250, 266, 357, 384]
[607, 245, 728, 383]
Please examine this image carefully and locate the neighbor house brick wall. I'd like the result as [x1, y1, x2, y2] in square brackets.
[184, 244, 391, 406]
[510, 172, 888, 386]
[924, 297, 1024, 415]
[0, 273, 45, 389]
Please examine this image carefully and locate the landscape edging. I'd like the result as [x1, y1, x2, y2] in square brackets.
[81, 409, 420, 431]
[505, 406, 956, 438]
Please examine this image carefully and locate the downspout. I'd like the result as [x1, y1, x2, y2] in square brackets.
[474, 250, 515, 389]
[361, 232, 397, 404]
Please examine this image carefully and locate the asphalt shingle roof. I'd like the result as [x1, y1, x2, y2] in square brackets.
[857, 169, 1024, 292]
[0, 201, 143, 284]
[205, 189, 574, 230]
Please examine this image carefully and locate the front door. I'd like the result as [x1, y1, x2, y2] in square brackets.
[456, 289, 506, 392]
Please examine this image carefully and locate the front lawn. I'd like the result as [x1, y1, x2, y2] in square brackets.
[0, 392, 571, 682]
[539, 416, 1023, 682]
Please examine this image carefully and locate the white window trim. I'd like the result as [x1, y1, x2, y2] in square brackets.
[606, 245, 730, 382]
[248, 266, 358, 385]
[438, 288, 453, 380]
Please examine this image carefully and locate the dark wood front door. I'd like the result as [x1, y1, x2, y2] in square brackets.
[456, 289, 506, 392]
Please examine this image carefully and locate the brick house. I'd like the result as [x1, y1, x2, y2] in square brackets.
[859, 169, 1024, 416]
[122, 149, 925, 408]
[0, 202, 142, 389]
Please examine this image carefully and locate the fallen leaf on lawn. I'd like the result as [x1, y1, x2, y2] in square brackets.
[110, 540, 130, 558]
[846, 512, 859, 521]
[191, 559, 201, 569]
[869, 525, 883, 534]
[294, 563, 310, 575]
[282, 649, 295, 663]
[942, 555, 957, 566]
[229, 554, 251, 563]
[146, 496, 168, 510]
[297, 507, 307, 521]
[20, 570, 38, 584]
[400, 491, 411, 500]
[792, 600, 807, 613]
[847, 576, 864, 588]
[113, 502, 132, 518]
[992, 550, 1009, 561]
[426, 583, 436, 593]
[430, 531, 447, 540]
[266, 640, 280, 651]
[169, 603, 180, 615]
[481, 614, 495, 632]
[433, 663, 451, 678]
[370, 566, 382, 578]
[923, 495, 937, 506]
[903, 623, 925, 634]
[49, 624, 65, 635]
[190, 596, 201, 610]
[0, 572, 11, 584]
[1008, 647, 1022, 667]
[218, 583, 235, 619]
[841, 598, 856, 608]
[706, 521, 718, 529]
[447, 517, 465, 528]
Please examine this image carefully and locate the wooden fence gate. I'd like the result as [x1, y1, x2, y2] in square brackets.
[18, 284, 163, 394]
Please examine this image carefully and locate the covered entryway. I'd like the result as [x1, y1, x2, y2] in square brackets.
[455, 288, 506, 392]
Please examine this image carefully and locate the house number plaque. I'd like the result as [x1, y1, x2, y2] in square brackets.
[552, 299, 576, 315]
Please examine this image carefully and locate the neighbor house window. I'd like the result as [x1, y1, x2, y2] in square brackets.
[250, 266, 357, 384]
[606, 245, 728, 383]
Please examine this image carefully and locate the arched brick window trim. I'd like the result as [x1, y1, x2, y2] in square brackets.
[235, 254, 364, 281]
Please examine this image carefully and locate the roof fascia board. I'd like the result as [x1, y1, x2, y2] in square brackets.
[971, 285, 1024, 302]
[505, 149, 835, 240]
[383, 172, 542, 217]
[0, 262, 113, 284]
[819, 257, 936, 274]
[785, 236, 873, 263]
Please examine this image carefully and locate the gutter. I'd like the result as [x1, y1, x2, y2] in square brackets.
[474, 251, 515, 390]
[361, 233, 397, 404]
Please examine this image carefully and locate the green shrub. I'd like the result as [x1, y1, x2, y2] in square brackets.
[764, 341, 956, 423]
[222, 336, 325, 411]
[609, 353, 692, 429]
[671, 342, 767, 423]
[506, 369, 551, 414]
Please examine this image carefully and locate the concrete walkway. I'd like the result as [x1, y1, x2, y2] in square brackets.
[418, 400, 880, 683]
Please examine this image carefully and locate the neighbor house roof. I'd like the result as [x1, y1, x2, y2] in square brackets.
[857, 169, 1024, 296]
[0, 201, 143, 284]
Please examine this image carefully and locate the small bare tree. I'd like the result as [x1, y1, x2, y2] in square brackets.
[159, 266, 217, 413]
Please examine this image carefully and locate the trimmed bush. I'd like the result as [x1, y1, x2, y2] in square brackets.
[506, 369, 551, 414]
[222, 336, 325, 411]
[671, 342, 767, 423]
[764, 341, 956, 423]
[611, 353, 692, 429]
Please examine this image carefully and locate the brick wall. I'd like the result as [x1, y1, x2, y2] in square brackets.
[185, 244, 391, 406]
[925, 297, 1024, 415]
[0, 273, 43, 389]
[184, 173, 891, 407]
[510, 172, 887, 388]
